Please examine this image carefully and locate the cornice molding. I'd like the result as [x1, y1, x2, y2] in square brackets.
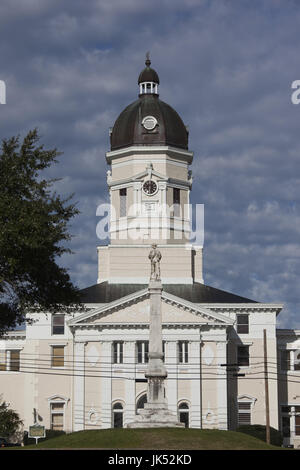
[2, 331, 26, 340]
[106, 145, 194, 164]
[200, 303, 283, 314]
[72, 322, 227, 331]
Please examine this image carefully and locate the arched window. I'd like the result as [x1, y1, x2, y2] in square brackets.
[112, 402, 123, 428]
[136, 394, 147, 414]
[178, 402, 189, 428]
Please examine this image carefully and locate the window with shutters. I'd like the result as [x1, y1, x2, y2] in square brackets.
[10, 350, 20, 371]
[0, 351, 6, 371]
[0, 350, 21, 372]
[50, 403, 64, 431]
[51, 346, 64, 368]
[238, 401, 251, 426]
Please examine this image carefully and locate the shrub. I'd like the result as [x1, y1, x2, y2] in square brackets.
[237, 424, 283, 447]
[0, 399, 23, 442]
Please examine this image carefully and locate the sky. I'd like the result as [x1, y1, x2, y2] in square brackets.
[1, 0, 300, 329]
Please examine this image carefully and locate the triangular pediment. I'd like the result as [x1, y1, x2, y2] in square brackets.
[132, 168, 167, 182]
[68, 288, 234, 328]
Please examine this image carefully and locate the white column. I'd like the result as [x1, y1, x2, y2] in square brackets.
[290, 350, 294, 371]
[216, 341, 228, 430]
[190, 341, 201, 428]
[100, 341, 112, 428]
[124, 341, 136, 426]
[165, 341, 177, 415]
[73, 341, 86, 431]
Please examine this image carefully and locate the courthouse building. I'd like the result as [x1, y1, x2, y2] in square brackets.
[1, 58, 300, 447]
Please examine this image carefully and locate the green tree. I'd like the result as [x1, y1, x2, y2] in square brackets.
[0, 129, 82, 336]
[0, 399, 23, 439]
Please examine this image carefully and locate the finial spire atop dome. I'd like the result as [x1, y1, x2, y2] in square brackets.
[145, 51, 151, 67]
[138, 54, 159, 95]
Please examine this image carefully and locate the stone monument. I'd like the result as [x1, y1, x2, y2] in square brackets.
[127, 245, 184, 428]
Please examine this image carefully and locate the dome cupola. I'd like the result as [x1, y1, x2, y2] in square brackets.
[138, 52, 160, 95]
[110, 55, 189, 151]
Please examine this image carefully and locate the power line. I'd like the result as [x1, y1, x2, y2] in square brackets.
[3, 365, 300, 384]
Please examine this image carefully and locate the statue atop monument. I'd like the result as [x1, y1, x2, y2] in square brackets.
[149, 244, 162, 281]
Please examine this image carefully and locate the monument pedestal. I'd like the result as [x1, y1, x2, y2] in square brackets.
[127, 406, 184, 428]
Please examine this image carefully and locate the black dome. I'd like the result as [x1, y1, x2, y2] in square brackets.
[110, 94, 189, 151]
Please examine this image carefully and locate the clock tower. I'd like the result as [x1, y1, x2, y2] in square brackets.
[97, 56, 203, 285]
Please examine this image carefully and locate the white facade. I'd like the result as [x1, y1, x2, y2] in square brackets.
[2, 292, 300, 446]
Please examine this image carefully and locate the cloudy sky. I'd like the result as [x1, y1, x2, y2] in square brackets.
[1, 0, 300, 329]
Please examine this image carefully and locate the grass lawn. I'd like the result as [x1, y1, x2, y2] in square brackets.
[19, 428, 285, 450]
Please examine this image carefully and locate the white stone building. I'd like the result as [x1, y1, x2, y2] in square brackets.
[1, 58, 300, 447]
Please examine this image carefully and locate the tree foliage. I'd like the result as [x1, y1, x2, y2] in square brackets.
[0, 399, 23, 438]
[0, 129, 82, 335]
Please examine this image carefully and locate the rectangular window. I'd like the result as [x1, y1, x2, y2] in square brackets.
[120, 188, 127, 217]
[113, 342, 123, 364]
[10, 350, 20, 372]
[178, 341, 189, 364]
[173, 188, 180, 217]
[0, 351, 6, 371]
[50, 403, 64, 431]
[52, 314, 65, 335]
[51, 346, 64, 367]
[0, 351, 20, 371]
[136, 341, 149, 364]
[238, 402, 251, 426]
[237, 345, 249, 367]
[294, 350, 300, 371]
[295, 416, 300, 436]
[237, 314, 249, 334]
[282, 416, 290, 437]
[280, 350, 290, 371]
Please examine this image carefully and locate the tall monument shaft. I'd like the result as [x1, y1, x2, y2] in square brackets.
[146, 279, 167, 406]
[127, 245, 183, 428]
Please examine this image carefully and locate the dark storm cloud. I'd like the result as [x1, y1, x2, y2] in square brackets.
[1, 0, 300, 328]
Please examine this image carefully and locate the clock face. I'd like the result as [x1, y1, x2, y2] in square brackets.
[142, 115, 157, 131]
[142, 180, 157, 196]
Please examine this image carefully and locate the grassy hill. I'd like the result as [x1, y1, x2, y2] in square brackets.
[21, 428, 284, 450]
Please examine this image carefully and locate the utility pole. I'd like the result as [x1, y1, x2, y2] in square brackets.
[263, 329, 270, 444]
